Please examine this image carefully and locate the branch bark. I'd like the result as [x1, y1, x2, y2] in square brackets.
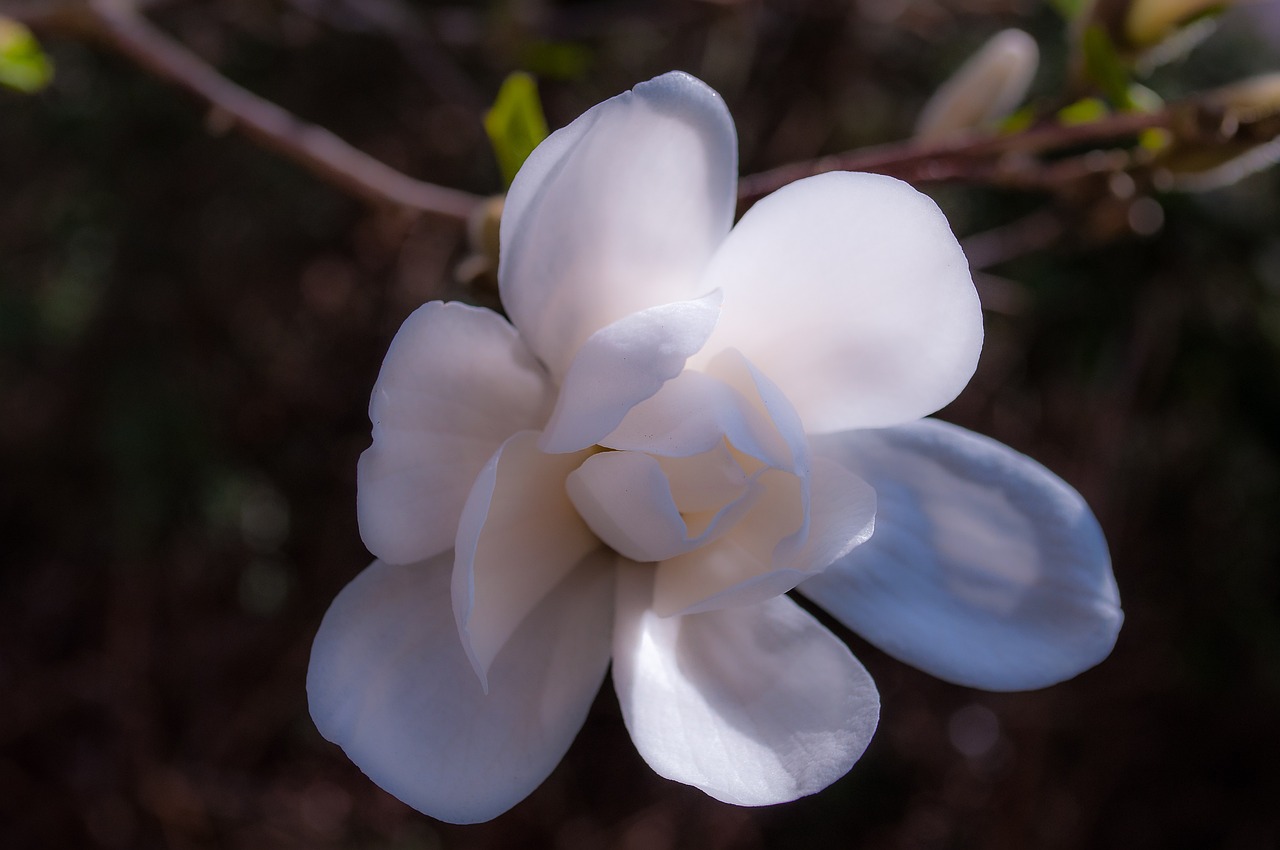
[13, 0, 486, 222]
[736, 110, 1174, 207]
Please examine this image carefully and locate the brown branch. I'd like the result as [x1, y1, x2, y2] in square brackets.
[737, 110, 1174, 207]
[17, 0, 485, 222]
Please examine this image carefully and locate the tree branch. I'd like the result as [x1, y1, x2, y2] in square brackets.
[736, 110, 1174, 207]
[16, 0, 486, 222]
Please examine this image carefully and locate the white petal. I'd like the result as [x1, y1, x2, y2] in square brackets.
[357, 302, 553, 565]
[307, 553, 613, 824]
[566, 449, 757, 563]
[499, 71, 737, 378]
[453, 431, 601, 687]
[653, 458, 875, 616]
[801, 419, 1122, 691]
[539, 291, 723, 454]
[602, 368, 788, 468]
[612, 565, 879, 806]
[695, 172, 984, 433]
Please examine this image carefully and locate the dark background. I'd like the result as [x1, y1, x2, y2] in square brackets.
[3, 1, 1280, 847]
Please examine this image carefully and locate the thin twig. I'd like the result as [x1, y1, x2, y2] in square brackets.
[961, 209, 1069, 270]
[736, 110, 1174, 206]
[18, 0, 486, 221]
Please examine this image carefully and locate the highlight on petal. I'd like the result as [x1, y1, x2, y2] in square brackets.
[499, 71, 738, 378]
[801, 419, 1122, 691]
[357, 302, 554, 565]
[612, 565, 879, 806]
[307, 553, 613, 824]
[694, 172, 984, 433]
[539, 290, 723, 454]
[453, 431, 601, 687]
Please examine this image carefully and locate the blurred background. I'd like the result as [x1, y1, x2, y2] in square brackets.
[3, 0, 1280, 847]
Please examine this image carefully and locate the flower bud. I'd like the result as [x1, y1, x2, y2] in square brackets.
[915, 29, 1039, 143]
[1155, 73, 1280, 189]
[1126, 0, 1237, 49]
[457, 194, 505, 288]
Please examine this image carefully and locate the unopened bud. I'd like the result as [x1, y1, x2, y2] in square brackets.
[467, 195, 504, 265]
[1156, 74, 1280, 190]
[458, 195, 505, 288]
[1202, 72, 1280, 123]
[1126, 0, 1236, 49]
[915, 29, 1039, 143]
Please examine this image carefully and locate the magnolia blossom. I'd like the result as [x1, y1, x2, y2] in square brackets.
[307, 71, 1122, 824]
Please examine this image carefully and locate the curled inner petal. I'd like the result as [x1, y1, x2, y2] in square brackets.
[566, 449, 760, 563]
[652, 458, 875, 616]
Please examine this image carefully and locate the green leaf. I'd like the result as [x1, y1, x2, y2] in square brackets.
[1048, 0, 1089, 21]
[1082, 24, 1134, 109]
[0, 17, 54, 94]
[484, 72, 549, 188]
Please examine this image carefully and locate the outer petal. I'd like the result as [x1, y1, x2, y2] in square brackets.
[539, 291, 723, 454]
[307, 553, 613, 824]
[357, 302, 553, 565]
[453, 432, 601, 687]
[499, 71, 737, 378]
[612, 565, 879, 806]
[694, 172, 983, 433]
[800, 419, 1123, 691]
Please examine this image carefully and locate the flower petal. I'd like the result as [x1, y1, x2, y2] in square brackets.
[695, 172, 983, 433]
[357, 302, 553, 565]
[602, 368, 788, 468]
[307, 553, 613, 824]
[539, 291, 723, 454]
[800, 419, 1123, 691]
[499, 71, 737, 378]
[612, 565, 879, 806]
[453, 431, 601, 687]
[652, 457, 875, 616]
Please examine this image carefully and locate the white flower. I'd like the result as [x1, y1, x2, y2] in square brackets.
[307, 71, 1123, 824]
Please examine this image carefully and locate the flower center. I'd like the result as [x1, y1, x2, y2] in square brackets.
[566, 437, 767, 563]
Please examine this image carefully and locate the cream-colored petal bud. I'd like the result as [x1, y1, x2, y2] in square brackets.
[915, 29, 1039, 143]
[1158, 73, 1280, 190]
[1126, 0, 1236, 48]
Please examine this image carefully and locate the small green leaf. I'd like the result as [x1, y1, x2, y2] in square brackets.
[484, 72, 549, 188]
[1058, 97, 1110, 126]
[1139, 127, 1172, 153]
[998, 105, 1036, 134]
[0, 17, 54, 94]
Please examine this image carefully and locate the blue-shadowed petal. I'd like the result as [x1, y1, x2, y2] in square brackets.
[307, 553, 613, 824]
[801, 419, 1122, 691]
